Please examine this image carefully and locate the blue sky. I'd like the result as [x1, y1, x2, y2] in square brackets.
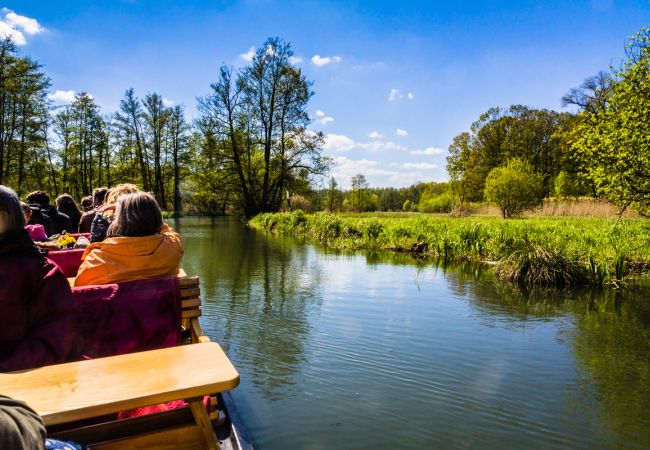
[6, 0, 650, 188]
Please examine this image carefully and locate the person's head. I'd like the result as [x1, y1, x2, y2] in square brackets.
[105, 183, 139, 206]
[107, 192, 163, 238]
[80, 196, 93, 212]
[20, 202, 32, 223]
[25, 190, 50, 207]
[92, 187, 108, 207]
[0, 185, 25, 234]
[55, 194, 81, 217]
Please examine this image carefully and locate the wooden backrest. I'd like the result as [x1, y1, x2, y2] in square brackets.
[179, 276, 209, 344]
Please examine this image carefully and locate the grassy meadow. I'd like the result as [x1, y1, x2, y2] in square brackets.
[249, 211, 650, 287]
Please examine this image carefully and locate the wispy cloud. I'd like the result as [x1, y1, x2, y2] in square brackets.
[402, 162, 437, 170]
[357, 140, 405, 152]
[48, 90, 77, 104]
[388, 88, 415, 102]
[367, 131, 383, 139]
[240, 46, 255, 62]
[0, 9, 44, 45]
[331, 156, 435, 188]
[410, 146, 445, 155]
[322, 132, 405, 153]
[289, 56, 303, 65]
[162, 98, 175, 107]
[311, 55, 342, 66]
[396, 128, 408, 136]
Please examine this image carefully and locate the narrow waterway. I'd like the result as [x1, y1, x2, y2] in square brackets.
[175, 217, 650, 449]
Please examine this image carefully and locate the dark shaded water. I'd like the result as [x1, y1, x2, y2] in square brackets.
[175, 217, 650, 449]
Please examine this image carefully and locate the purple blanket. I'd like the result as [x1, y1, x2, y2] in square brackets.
[72, 277, 181, 359]
[47, 249, 85, 278]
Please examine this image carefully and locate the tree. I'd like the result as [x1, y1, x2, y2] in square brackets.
[566, 27, 650, 213]
[197, 38, 330, 217]
[325, 177, 341, 212]
[484, 158, 543, 218]
[350, 174, 368, 212]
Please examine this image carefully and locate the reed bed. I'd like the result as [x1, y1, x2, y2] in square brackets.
[249, 211, 650, 287]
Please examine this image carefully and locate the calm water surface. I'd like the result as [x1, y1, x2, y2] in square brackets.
[175, 217, 650, 449]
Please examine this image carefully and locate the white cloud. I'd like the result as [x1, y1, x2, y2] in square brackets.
[357, 140, 405, 152]
[323, 134, 355, 152]
[0, 9, 43, 45]
[5, 11, 43, 35]
[388, 88, 415, 102]
[396, 128, 408, 136]
[330, 156, 436, 188]
[315, 109, 334, 125]
[0, 21, 24, 45]
[410, 146, 445, 156]
[48, 90, 76, 104]
[163, 98, 175, 107]
[402, 162, 437, 170]
[311, 55, 342, 66]
[289, 56, 303, 64]
[240, 46, 255, 62]
[368, 131, 383, 139]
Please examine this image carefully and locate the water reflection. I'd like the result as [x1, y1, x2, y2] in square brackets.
[177, 218, 322, 401]
[175, 217, 650, 449]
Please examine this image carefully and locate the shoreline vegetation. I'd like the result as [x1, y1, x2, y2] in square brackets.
[249, 211, 650, 288]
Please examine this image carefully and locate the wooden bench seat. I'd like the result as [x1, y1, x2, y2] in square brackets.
[0, 343, 239, 449]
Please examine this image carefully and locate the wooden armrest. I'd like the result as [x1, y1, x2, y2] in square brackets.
[0, 343, 239, 426]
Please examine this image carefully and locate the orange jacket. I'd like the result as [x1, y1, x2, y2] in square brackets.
[74, 224, 184, 287]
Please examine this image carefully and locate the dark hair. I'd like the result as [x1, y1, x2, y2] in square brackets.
[0, 185, 25, 232]
[80, 196, 93, 212]
[107, 192, 163, 238]
[92, 187, 108, 206]
[25, 190, 50, 206]
[55, 194, 81, 218]
[20, 201, 31, 215]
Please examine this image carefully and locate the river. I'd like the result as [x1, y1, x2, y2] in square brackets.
[174, 217, 650, 449]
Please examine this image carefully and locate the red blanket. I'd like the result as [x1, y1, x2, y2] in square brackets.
[47, 249, 85, 278]
[72, 277, 181, 359]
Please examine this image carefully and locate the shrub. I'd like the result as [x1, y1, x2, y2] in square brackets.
[484, 158, 544, 218]
[418, 192, 456, 214]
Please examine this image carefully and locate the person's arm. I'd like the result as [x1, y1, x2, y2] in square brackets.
[0, 263, 77, 372]
[0, 395, 46, 450]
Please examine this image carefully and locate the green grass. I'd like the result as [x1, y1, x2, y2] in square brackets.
[249, 211, 650, 287]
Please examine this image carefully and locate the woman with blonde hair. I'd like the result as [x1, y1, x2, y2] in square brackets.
[75, 191, 183, 286]
[89, 183, 140, 243]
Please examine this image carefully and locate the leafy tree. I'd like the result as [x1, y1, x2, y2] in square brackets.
[350, 173, 368, 212]
[325, 177, 341, 212]
[566, 27, 650, 213]
[484, 158, 543, 218]
[197, 38, 330, 217]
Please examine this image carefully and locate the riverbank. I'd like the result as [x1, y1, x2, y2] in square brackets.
[249, 211, 650, 287]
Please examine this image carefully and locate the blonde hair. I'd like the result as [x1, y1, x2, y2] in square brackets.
[105, 183, 140, 205]
[107, 192, 163, 237]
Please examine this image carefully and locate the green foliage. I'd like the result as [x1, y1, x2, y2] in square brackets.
[402, 199, 412, 212]
[418, 191, 456, 214]
[484, 158, 544, 218]
[446, 106, 573, 201]
[566, 27, 650, 213]
[553, 171, 577, 199]
[249, 212, 650, 287]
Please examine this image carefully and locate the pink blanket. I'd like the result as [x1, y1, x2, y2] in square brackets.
[72, 277, 181, 359]
[47, 249, 85, 278]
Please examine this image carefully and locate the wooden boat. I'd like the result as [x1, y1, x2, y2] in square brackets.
[0, 275, 252, 450]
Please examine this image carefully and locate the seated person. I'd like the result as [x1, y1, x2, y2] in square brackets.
[75, 192, 183, 287]
[0, 395, 45, 450]
[21, 202, 48, 241]
[26, 190, 71, 235]
[79, 187, 107, 233]
[80, 195, 93, 213]
[89, 184, 138, 243]
[55, 194, 82, 232]
[0, 186, 77, 372]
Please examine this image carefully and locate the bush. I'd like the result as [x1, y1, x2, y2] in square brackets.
[484, 158, 544, 218]
[418, 192, 456, 213]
